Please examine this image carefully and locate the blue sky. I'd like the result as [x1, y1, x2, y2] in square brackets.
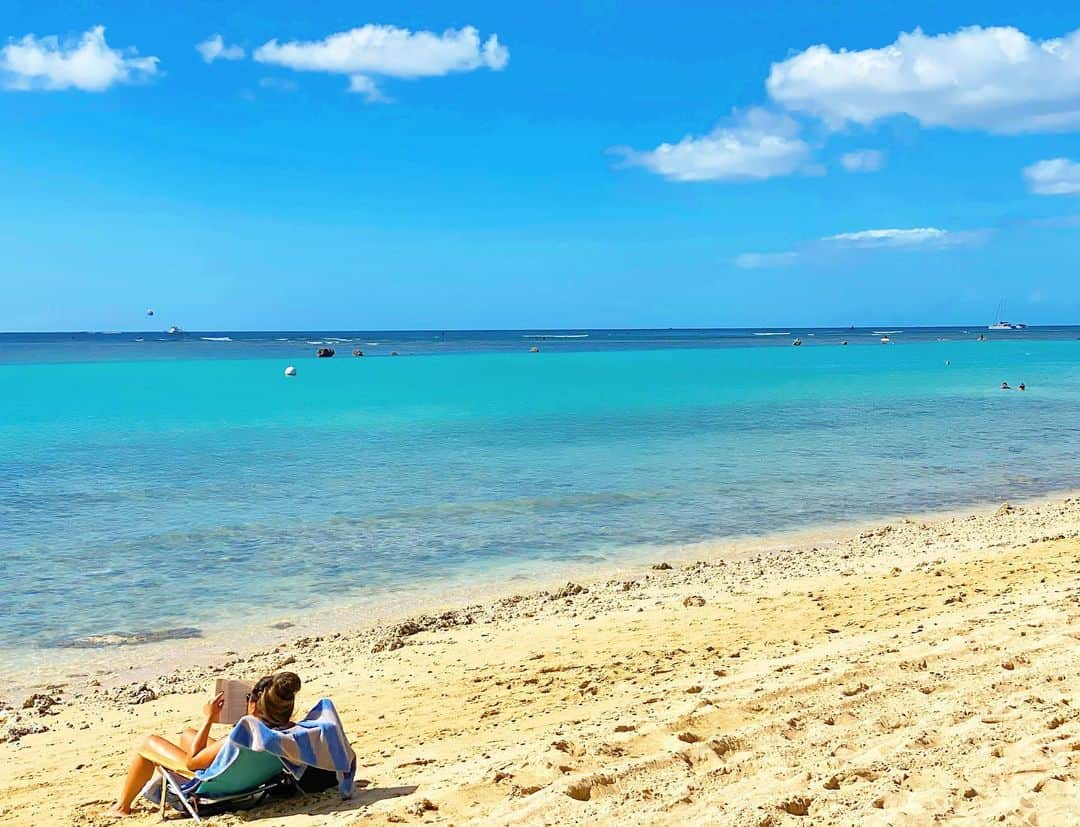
[1, 1, 1079, 331]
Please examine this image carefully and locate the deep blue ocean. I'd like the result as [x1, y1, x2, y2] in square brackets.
[2, 327, 1079, 682]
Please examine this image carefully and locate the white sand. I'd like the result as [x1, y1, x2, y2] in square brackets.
[2, 496, 1079, 825]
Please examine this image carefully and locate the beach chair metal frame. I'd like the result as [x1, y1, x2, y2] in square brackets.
[146, 747, 296, 822]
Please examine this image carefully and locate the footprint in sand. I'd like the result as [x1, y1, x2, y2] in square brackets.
[779, 796, 812, 816]
[552, 739, 585, 757]
[824, 712, 859, 727]
[564, 774, 615, 802]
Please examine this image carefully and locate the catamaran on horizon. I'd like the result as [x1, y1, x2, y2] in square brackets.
[988, 299, 1026, 330]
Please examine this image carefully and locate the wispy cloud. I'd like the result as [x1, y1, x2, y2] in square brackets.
[734, 252, 798, 269]
[1024, 214, 1080, 228]
[257, 76, 298, 92]
[196, 34, 245, 63]
[767, 25, 1080, 133]
[736, 226, 987, 268]
[821, 227, 953, 248]
[1023, 158, 1080, 195]
[840, 149, 885, 173]
[0, 25, 157, 92]
[347, 73, 390, 103]
[252, 24, 508, 101]
[620, 108, 811, 182]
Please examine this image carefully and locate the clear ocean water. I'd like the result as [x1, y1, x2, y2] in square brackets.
[3, 327, 1080, 682]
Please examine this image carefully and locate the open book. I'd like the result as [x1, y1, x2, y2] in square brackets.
[213, 679, 253, 725]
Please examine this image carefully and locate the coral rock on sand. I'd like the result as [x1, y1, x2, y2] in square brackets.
[21, 694, 60, 716]
[550, 582, 587, 600]
[124, 685, 158, 705]
[0, 720, 49, 744]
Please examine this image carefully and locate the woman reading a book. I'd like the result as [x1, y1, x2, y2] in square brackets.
[108, 671, 301, 816]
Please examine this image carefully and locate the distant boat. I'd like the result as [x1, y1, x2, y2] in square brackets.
[989, 299, 1026, 330]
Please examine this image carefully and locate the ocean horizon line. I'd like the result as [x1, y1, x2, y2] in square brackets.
[1, 322, 1075, 336]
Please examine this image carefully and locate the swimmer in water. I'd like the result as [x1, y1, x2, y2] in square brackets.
[1001, 381, 1011, 390]
[1018, 382, 1026, 391]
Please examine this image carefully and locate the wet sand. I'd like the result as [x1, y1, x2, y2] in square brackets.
[2, 496, 1079, 825]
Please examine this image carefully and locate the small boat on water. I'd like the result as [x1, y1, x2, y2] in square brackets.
[988, 300, 1026, 330]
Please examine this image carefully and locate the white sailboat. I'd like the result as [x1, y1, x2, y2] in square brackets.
[988, 300, 1026, 330]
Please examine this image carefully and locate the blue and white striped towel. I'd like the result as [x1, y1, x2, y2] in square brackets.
[198, 698, 357, 798]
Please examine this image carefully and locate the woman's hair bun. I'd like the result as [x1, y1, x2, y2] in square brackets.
[272, 671, 301, 700]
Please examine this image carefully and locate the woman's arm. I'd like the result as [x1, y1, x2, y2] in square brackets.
[185, 736, 225, 771]
[185, 693, 226, 772]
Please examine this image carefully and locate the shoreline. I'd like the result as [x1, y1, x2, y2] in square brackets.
[2, 492, 1079, 824]
[5, 485, 1080, 703]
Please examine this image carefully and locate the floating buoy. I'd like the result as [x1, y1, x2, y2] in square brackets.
[284, 366, 297, 376]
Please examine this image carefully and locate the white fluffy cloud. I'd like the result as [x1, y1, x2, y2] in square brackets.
[0, 25, 157, 92]
[253, 24, 508, 100]
[624, 108, 811, 182]
[767, 25, 1080, 133]
[1023, 158, 1080, 195]
[840, 149, 885, 172]
[196, 34, 244, 63]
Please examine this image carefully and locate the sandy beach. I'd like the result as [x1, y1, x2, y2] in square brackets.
[2, 495, 1079, 826]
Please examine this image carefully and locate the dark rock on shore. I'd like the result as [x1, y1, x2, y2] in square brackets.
[550, 582, 587, 600]
[124, 684, 158, 705]
[22, 693, 60, 715]
[370, 610, 475, 653]
[0, 720, 49, 744]
[54, 627, 202, 649]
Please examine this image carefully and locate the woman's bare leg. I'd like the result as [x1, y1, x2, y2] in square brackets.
[179, 727, 198, 753]
[108, 734, 188, 815]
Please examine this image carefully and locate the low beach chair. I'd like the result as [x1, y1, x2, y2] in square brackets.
[142, 698, 355, 821]
[145, 745, 291, 822]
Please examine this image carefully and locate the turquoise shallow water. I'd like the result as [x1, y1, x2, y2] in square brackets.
[2, 333, 1080, 674]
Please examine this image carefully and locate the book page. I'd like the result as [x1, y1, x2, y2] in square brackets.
[213, 679, 253, 725]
